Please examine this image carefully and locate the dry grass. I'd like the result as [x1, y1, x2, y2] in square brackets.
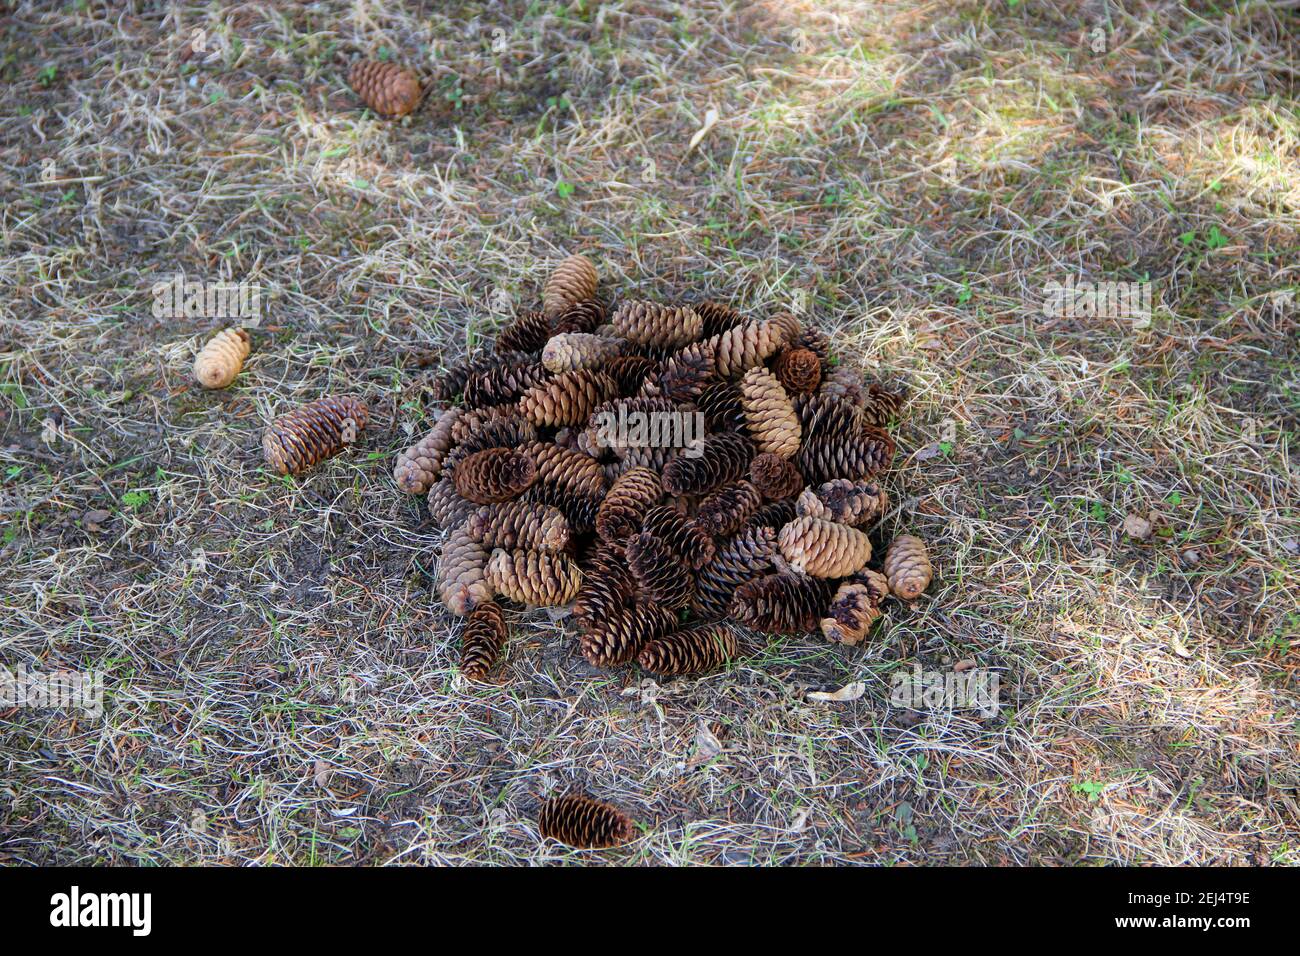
[1, 0, 1297, 865]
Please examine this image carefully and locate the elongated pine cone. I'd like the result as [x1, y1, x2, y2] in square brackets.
[582, 396, 683, 458]
[640, 342, 715, 402]
[349, 59, 422, 117]
[612, 300, 703, 351]
[694, 300, 745, 338]
[262, 395, 368, 476]
[431, 351, 531, 402]
[640, 505, 715, 569]
[883, 534, 932, 599]
[194, 327, 250, 389]
[661, 432, 754, 496]
[486, 548, 582, 607]
[580, 603, 679, 667]
[778, 515, 872, 577]
[519, 369, 616, 427]
[797, 395, 894, 483]
[695, 480, 762, 537]
[731, 573, 833, 634]
[749, 452, 804, 501]
[427, 477, 473, 529]
[706, 318, 790, 379]
[772, 347, 821, 395]
[812, 479, 888, 527]
[460, 600, 507, 680]
[740, 366, 801, 458]
[626, 532, 694, 608]
[538, 793, 635, 849]
[394, 408, 462, 494]
[604, 354, 659, 396]
[525, 482, 601, 535]
[543, 255, 599, 320]
[452, 447, 538, 504]
[697, 381, 746, 432]
[441, 414, 538, 477]
[467, 501, 570, 552]
[438, 527, 492, 616]
[542, 332, 623, 373]
[820, 577, 885, 646]
[638, 623, 737, 676]
[463, 361, 549, 408]
[496, 309, 553, 355]
[572, 546, 636, 625]
[596, 466, 662, 546]
[693, 526, 778, 620]
[525, 441, 608, 497]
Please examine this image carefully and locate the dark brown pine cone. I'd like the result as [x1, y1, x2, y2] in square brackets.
[693, 526, 778, 620]
[580, 602, 679, 667]
[452, 447, 538, 504]
[519, 369, 616, 428]
[861, 383, 905, 427]
[551, 298, 607, 334]
[794, 326, 832, 362]
[524, 441, 608, 497]
[348, 59, 422, 117]
[696, 381, 746, 432]
[262, 395, 369, 476]
[496, 309, 553, 355]
[749, 452, 804, 501]
[463, 361, 549, 408]
[745, 496, 798, 532]
[799, 421, 895, 485]
[460, 600, 507, 681]
[441, 412, 538, 475]
[603, 354, 660, 397]
[772, 347, 822, 395]
[640, 342, 715, 403]
[694, 480, 762, 537]
[572, 545, 637, 626]
[731, 573, 833, 634]
[543, 255, 599, 320]
[626, 532, 694, 608]
[638, 623, 737, 676]
[640, 505, 715, 569]
[661, 432, 754, 497]
[524, 481, 601, 535]
[596, 466, 663, 546]
[430, 352, 531, 402]
[693, 300, 745, 338]
[538, 793, 635, 848]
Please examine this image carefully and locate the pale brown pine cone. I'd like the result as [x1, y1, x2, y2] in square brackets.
[705, 318, 789, 379]
[466, 501, 570, 552]
[543, 255, 599, 320]
[740, 366, 801, 458]
[812, 479, 888, 527]
[882, 534, 932, 600]
[541, 332, 624, 373]
[393, 408, 463, 494]
[427, 477, 474, 529]
[519, 369, 617, 427]
[524, 441, 608, 498]
[438, 526, 493, 616]
[777, 515, 873, 578]
[611, 300, 703, 351]
[486, 548, 583, 606]
[193, 327, 250, 389]
[348, 59, 422, 117]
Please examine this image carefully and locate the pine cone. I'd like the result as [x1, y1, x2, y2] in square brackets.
[580, 603, 678, 667]
[463, 361, 549, 408]
[694, 480, 762, 537]
[740, 366, 801, 458]
[460, 599, 507, 680]
[861, 383, 905, 428]
[818, 364, 866, 405]
[441, 411, 538, 476]
[883, 534, 932, 600]
[538, 793, 635, 849]
[603, 355, 660, 397]
[427, 477, 473, 529]
[661, 432, 754, 496]
[696, 381, 746, 432]
[525, 482, 601, 535]
[596, 466, 663, 546]
[626, 532, 694, 608]
[542, 332, 624, 373]
[572, 546, 636, 626]
[431, 351, 532, 403]
[749, 452, 804, 501]
[693, 300, 745, 338]
[797, 395, 894, 483]
[194, 327, 250, 389]
[438, 526, 492, 616]
[693, 526, 777, 619]
[777, 515, 872, 577]
[348, 59, 422, 117]
[640, 342, 715, 403]
[581, 396, 684, 458]
[262, 395, 368, 476]
[524, 441, 608, 497]
[611, 300, 703, 351]
[496, 309, 553, 355]
[795, 327, 831, 362]
[819, 576, 885, 646]
[731, 573, 832, 634]
[486, 548, 582, 607]
[745, 496, 797, 532]
[452, 447, 538, 504]
[638, 623, 737, 676]
[811, 479, 888, 527]
[706, 318, 790, 379]
[795, 487, 831, 521]
[772, 347, 821, 395]
[519, 369, 616, 428]
[641, 505, 715, 569]
[393, 408, 462, 494]
[543, 255, 599, 320]
[551, 298, 607, 334]
[466, 501, 570, 552]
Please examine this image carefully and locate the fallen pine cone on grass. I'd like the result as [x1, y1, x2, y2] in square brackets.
[262, 395, 368, 476]
[538, 793, 635, 849]
[348, 59, 422, 117]
[194, 327, 250, 389]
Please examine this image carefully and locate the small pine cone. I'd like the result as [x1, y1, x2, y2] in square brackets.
[262, 395, 368, 476]
[861, 383, 905, 428]
[611, 300, 703, 351]
[883, 534, 933, 600]
[818, 364, 867, 406]
[603, 355, 660, 397]
[551, 298, 607, 335]
[525, 441, 608, 497]
[463, 361, 549, 408]
[778, 515, 873, 577]
[740, 366, 801, 458]
[580, 603, 679, 667]
[693, 526, 777, 620]
[795, 327, 832, 362]
[393, 408, 462, 494]
[460, 600, 507, 680]
[466, 501, 570, 552]
[772, 347, 822, 395]
[430, 351, 532, 403]
[640, 342, 715, 403]
[452, 447, 538, 504]
[661, 432, 754, 497]
[814, 479, 888, 527]
[693, 300, 745, 338]
[696, 381, 746, 432]
[746, 496, 798, 532]
[486, 548, 583, 607]
[543, 255, 599, 320]
[596, 466, 663, 546]
[819, 580, 883, 646]
[638, 623, 737, 676]
[640, 505, 715, 570]
[519, 369, 616, 428]
[496, 310, 553, 355]
[441, 412, 538, 476]
[573, 546, 636, 625]
[194, 327, 250, 389]
[542, 332, 624, 374]
[438, 526, 492, 616]
[626, 532, 694, 609]
[749, 452, 804, 501]
[525, 482, 601, 535]
[427, 477, 474, 529]
[731, 573, 833, 634]
[538, 793, 635, 849]
[348, 59, 422, 117]
[694, 480, 762, 538]
[705, 317, 791, 379]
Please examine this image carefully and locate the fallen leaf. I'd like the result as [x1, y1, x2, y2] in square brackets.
[789, 809, 810, 833]
[807, 681, 865, 703]
[686, 720, 723, 770]
[82, 509, 111, 532]
[1122, 512, 1152, 540]
[313, 760, 331, 788]
[913, 443, 942, 461]
[954, 658, 977, 672]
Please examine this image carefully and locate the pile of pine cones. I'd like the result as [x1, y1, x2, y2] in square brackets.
[396, 255, 933, 682]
